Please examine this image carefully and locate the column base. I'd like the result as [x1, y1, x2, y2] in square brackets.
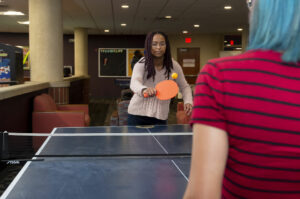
[48, 81, 70, 104]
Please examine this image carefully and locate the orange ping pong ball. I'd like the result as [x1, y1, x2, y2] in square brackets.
[171, 72, 178, 79]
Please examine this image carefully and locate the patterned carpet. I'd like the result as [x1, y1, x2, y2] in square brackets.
[89, 99, 112, 126]
[0, 164, 23, 195]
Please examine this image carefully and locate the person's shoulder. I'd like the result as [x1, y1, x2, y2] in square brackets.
[171, 58, 179, 65]
[209, 51, 247, 64]
[203, 51, 251, 71]
[171, 59, 181, 69]
[134, 57, 145, 67]
[138, 57, 145, 64]
[207, 50, 281, 68]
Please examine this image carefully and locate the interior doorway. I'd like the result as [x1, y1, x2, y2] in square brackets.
[177, 47, 200, 84]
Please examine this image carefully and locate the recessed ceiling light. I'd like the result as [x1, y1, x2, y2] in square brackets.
[237, 28, 243, 31]
[182, 30, 188, 34]
[17, 21, 29, 25]
[0, 11, 24, 15]
[121, 23, 127, 27]
[224, 5, 232, 10]
[194, 24, 200, 28]
[236, 47, 242, 50]
[121, 5, 129, 9]
[165, 16, 172, 19]
[104, 29, 110, 33]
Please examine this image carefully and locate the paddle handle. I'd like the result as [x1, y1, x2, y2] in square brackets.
[143, 91, 157, 98]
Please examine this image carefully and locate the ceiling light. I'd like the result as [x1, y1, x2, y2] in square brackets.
[194, 24, 200, 28]
[182, 30, 188, 34]
[18, 21, 29, 25]
[165, 16, 172, 19]
[237, 28, 243, 31]
[121, 5, 129, 9]
[224, 5, 232, 10]
[0, 11, 24, 15]
[104, 29, 110, 33]
[236, 47, 242, 50]
[121, 23, 127, 27]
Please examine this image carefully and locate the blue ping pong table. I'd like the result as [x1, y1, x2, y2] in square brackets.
[1, 124, 192, 199]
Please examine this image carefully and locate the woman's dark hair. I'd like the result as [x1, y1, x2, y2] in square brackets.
[144, 31, 173, 80]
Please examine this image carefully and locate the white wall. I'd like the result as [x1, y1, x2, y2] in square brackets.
[169, 34, 223, 70]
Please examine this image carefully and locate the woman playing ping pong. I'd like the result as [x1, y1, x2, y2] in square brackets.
[127, 31, 193, 126]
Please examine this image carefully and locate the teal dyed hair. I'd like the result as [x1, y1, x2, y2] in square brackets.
[248, 0, 300, 63]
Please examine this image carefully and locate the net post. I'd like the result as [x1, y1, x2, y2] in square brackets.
[1, 131, 9, 160]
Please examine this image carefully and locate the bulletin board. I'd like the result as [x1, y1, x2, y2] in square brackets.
[98, 48, 127, 77]
[98, 48, 144, 77]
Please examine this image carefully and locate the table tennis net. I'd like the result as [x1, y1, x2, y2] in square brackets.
[1, 131, 192, 163]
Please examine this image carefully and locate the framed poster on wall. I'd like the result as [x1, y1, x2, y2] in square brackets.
[127, 48, 144, 76]
[98, 48, 144, 77]
[98, 48, 127, 77]
[22, 46, 30, 70]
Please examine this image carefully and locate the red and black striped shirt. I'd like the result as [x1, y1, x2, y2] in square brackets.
[191, 50, 300, 199]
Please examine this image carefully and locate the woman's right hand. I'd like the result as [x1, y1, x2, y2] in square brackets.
[143, 87, 156, 97]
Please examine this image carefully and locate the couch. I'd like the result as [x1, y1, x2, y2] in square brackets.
[32, 93, 90, 151]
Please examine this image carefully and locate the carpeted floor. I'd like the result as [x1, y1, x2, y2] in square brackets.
[0, 164, 23, 195]
[89, 99, 112, 126]
[168, 98, 179, 124]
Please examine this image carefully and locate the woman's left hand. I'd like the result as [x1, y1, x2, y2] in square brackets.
[184, 103, 193, 116]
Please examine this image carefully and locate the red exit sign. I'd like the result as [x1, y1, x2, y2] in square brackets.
[185, 38, 192, 43]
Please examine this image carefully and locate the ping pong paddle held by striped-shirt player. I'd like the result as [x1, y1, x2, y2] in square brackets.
[143, 73, 179, 100]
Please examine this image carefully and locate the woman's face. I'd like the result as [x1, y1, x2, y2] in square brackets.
[151, 34, 166, 58]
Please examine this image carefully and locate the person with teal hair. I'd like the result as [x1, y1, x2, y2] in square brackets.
[248, 0, 300, 63]
[184, 0, 300, 198]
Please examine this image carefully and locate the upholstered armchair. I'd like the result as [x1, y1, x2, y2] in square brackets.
[32, 93, 90, 151]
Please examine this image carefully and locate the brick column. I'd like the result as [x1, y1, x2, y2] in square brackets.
[48, 81, 70, 104]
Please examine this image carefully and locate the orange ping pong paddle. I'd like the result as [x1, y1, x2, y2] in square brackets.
[143, 73, 179, 100]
